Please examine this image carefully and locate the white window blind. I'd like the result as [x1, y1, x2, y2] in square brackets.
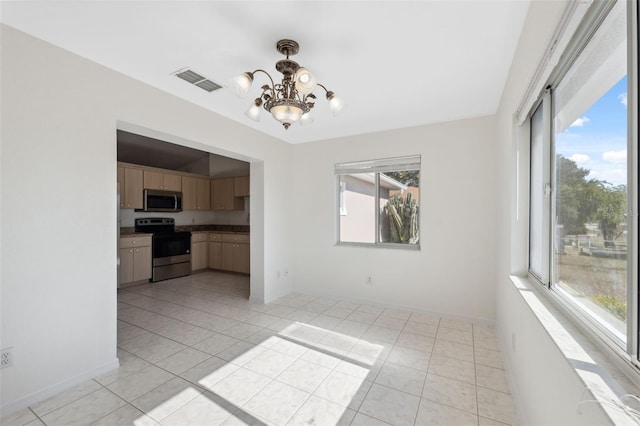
[554, 0, 627, 132]
[335, 155, 421, 174]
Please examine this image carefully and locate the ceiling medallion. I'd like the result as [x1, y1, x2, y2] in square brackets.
[231, 39, 345, 130]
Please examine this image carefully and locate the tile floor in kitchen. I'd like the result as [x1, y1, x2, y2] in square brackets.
[3, 271, 517, 426]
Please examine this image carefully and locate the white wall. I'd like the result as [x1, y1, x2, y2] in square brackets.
[494, 1, 612, 424]
[0, 24, 293, 413]
[291, 116, 500, 322]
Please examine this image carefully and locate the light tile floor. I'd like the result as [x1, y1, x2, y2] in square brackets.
[3, 271, 517, 426]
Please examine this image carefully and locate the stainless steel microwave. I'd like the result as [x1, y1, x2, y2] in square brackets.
[137, 189, 183, 212]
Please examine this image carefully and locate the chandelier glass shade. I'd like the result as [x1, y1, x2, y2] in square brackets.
[231, 39, 343, 130]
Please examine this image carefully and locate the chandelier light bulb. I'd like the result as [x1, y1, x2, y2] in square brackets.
[230, 72, 253, 98]
[300, 112, 314, 126]
[244, 100, 262, 121]
[294, 67, 317, 96]
[327, 92, 345, 116]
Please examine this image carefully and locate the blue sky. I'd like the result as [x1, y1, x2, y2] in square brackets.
[555, 76, 627, 186]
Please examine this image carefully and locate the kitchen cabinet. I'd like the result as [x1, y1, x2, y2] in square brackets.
[191, 232, 209, 271]
[221, 233, 250, 274]
[183, 176, 211, 210]
[118, 166, 143, 209]
[143, 170, 182, 191]
[234, 176, 250, 197]
[119, 236, 152, 284]
[207, 233, 249, 274]
[211, 178, 243, 210]
[209, 233, 223, 270]
[235, 242, 250, 274]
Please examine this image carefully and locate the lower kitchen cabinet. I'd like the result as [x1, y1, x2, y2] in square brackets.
[119, 236, 152, 284]
[235, 241, 250, 274]
[191, 232, 209, 271]
[209, 233, 223, 269]
[221, 242, 235, 271]
[221, 233, 250, 274]
[206, 233, 249, 274]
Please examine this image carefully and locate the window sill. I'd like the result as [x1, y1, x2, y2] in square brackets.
[336, 241, 420, 250]
[509, 275, 640, 424]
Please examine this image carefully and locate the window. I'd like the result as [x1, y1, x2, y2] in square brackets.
[336, 156, 420, 247]
[528, 0, 637, 355]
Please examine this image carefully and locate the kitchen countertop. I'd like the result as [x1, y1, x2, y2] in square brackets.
[177, 225, 250, 233]
[119, 231, 153, 237]
[120, 225, 249, 236]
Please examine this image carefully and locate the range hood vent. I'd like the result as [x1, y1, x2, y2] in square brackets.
[175, 68, 222, 92]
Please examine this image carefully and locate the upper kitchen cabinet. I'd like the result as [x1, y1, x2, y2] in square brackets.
[182, 176, 211, 210]
[210, 177, 243, 210]
[143, 170, 182, 191]
[234, 176, 250, 197]
[118, 166, 143, 209]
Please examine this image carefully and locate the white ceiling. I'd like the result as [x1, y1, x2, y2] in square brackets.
[0, 1, 531, 144]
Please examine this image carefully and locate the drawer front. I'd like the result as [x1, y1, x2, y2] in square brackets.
[209, 233, 223, 242]
[120, 236, 152, 248]
[222, 233, 250, 244]
[191, 232, 209, 243]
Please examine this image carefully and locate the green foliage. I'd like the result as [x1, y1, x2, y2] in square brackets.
[556, 155, 626, 244]
[381, 193, 419, 244]
[593, 294, 627, 320]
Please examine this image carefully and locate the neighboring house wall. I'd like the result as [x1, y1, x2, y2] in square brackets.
[0, 24, 294, 413]
[390, 186, 419, 202]
[339, 175, 391, 243]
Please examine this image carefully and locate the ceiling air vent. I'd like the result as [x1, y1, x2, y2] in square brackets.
[175, 68, 222, 93]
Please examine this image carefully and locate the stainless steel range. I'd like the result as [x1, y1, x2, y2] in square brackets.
[134, 218, 191, 282]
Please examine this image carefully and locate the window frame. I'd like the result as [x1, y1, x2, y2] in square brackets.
[526, 0, 639, 368]
[335, 155, 421, 249]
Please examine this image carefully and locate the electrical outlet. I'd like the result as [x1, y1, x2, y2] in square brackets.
[1, 348, 13, 369]
[366, 276, 373, 285]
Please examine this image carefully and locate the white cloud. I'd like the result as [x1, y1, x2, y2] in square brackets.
[618, 92, 627, 107]
[569, 153, 590, 165]
[598, 168, 627, 185]
[602, 150, 627, 164]
[570, 116, 590, 127]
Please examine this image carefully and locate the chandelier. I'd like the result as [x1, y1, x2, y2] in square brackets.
[231, 39, 344, 130]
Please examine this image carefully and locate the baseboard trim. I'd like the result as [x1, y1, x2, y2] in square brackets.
[1, 358, 120, 417]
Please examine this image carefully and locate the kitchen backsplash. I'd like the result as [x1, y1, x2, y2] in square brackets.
[119, 198, 250, 227]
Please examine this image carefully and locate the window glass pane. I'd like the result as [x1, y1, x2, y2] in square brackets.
[552, 1, 627, 341]
[338, 174, 375, 243]
[379, 170, 420, 244]
[530, 104, 545, 279]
